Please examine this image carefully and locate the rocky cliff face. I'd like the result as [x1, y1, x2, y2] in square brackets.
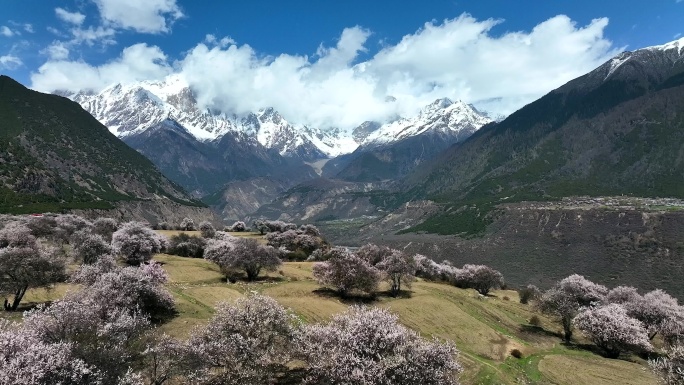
[334, 198, 684, 299]
[72, 200, 220, 226]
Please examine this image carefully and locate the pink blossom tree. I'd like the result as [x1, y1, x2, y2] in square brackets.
[297, 306, 462, 385]
[21, 297, 151, 384]
[574, 303, 652, 358]
[377, 250, 416, 297]
[454, 264, 505, 295]
[0, 222, 67, 311]
[198, 221, 216, 239]
[356, 243, 394, 265]
[73, 232, 112, 264]
[204, 238, 281, 281]
[187, 293, 298, 384]
[93, 218, 118, 242]
[625, 289, 683, 340]
[0, 320, 103, 385]
[179, 217, 195, 231]
[537, 274, 607, 342]
[606, 285, 642, 305]
[111, 222, 167, 266]
[71, 261, 174, 321]
[650, 343, 684, 385]
[312, 248, 381, 297]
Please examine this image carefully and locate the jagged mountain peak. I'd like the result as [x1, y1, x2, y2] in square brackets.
[647, 36, 684, 54]
[67, 75, 492, 159]
[362, 98, 492, 147]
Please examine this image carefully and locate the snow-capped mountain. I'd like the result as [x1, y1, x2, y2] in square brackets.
[362, 98, 492, 147]
[68, 75, 491, 160]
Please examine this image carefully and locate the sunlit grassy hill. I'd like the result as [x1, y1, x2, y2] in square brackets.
[12, 231, 657, 385]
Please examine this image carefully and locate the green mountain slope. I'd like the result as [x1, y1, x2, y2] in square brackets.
[406, 43, 684, 235]
[0, 75, 203, 214]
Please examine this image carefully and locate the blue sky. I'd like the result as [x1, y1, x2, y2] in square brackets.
[1, 0, 683, 128]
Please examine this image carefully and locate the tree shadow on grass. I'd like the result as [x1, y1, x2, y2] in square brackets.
[226, 275, 287, 284]
[519, 324, 564, 339]
[376, 290, 413, 299]
[312, 288, 379, 305]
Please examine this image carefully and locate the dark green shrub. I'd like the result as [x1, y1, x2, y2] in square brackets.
[168, 233, 206, 258]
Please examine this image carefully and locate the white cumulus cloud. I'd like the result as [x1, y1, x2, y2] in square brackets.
[93, 0, 183, 34]
[55, 8, 86, 25]
[32, 43, 172, 92]
[1, 26, 15, 37]
[0, 55, 22, 70]
[31, 14, 620, 129]
[41, 41, 70, 60]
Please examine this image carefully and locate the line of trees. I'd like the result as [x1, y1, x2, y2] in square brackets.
[530, 274, 684, 362]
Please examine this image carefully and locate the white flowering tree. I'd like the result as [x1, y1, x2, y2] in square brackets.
[298, 306, 462, 385]
[187, 294, 298, 385]
[312, 248, 380, 297]
[574, 303, 652, 358]
[537, 274, 608, 342]
[111, 222, 167, 265]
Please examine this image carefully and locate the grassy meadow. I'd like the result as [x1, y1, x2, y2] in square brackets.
[11, 231, 658, 385]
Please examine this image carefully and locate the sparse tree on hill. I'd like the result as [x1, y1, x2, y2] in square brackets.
[377, 250, 416, 297]
[297, 306, 462, 385]
[0, 222, 67, 311]
[253, 220, 268, 235]
[454, 264, 505, 296]
[111, 222, 167, 266]
[179, 217, 195, 231]
[574, 303, 652, 358]
[518, 284, 541, 305]
[537, 274, 607, 342]
[157, 221, 171, 230]
[298, 224, 321, 237]
[356, 243, 394, 265]
[230, 221, 247, 232]
[198, 221, 216, 239]
[204, 238, 281, 281]
[650, 343, 684, 385]
[312, 248, 380, 297]
[73, 232, 112, 264]
[187, 294, 298, 384]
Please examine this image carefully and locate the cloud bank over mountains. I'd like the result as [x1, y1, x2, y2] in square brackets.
[30, 0, 620, 129]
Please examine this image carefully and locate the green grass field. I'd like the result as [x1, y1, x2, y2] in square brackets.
[8, 247, 658, 385]
[154, 254, 657, 385]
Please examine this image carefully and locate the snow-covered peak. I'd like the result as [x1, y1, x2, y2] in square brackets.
[67, 75, 490, 159]
[362, 98, 491, 146]
[646, 37, 684, 55]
